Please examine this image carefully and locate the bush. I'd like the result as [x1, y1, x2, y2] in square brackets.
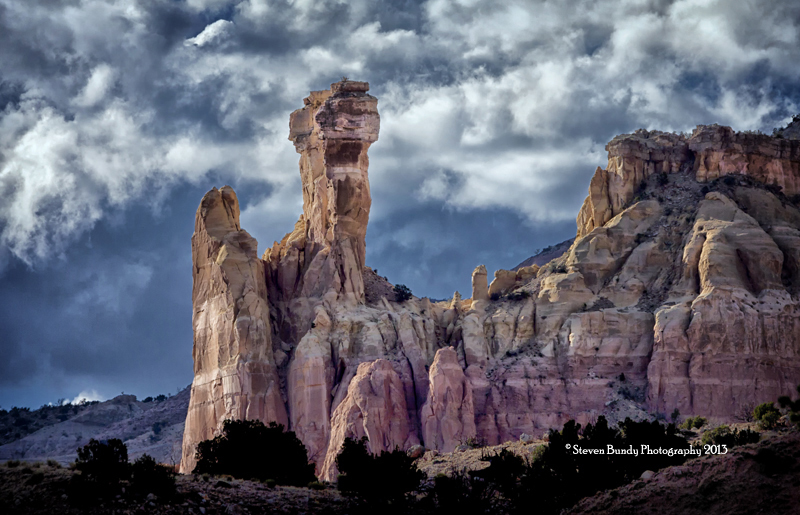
[75, 438, 129, 484]
[506, 290, 531, 301]
[130, 454, 176, 498]
[494, 417, 688, 515]
[70, 438, 130, 503]
[336, 436, 425, 510]
[754, 402, 781, 430]
[680, 416, 707, 430]
[393, 284, 412, 302]
[700, 425, 760, 447]
[657, 172, 669, 186]
[777, 384, 800, 427]
[429, 469, 494, 515]
[193, 419, 315, 486]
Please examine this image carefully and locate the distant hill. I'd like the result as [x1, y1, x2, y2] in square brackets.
[0, 387, 189, 466]
[513, 238, 574, 270]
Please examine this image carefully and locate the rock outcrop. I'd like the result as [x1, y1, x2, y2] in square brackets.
[182, 82, 800, 481]
[420, 347, 476, 453]
[320, 359, 418, 480]
[180, 187, 287, 473]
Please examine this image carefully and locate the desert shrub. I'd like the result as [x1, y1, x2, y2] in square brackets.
[336, 436, 425, 510]
[700, 186, 710, 195]
[700, 425, 760, 447]
[26, 471, 44, 486]
[519, 417, 686, 514]
[151, 421, 167, 441]
[680, 416, 707, 430]
[47, 459, 61, 468]
[154, 394, 167, 402]
[393, 284, 412, 302]
[143, 396, 153, 403]
[754, 402, 781, 430]
[777, 384, 800, 427]
[490, 292, 501, 301]
[75, 438, 129, 484]
[70, 438, 130, 503]
[428, 469, 494, 515]
[130, 454, 176, 498]
[308, 481, 326, 490]
[506, 290, 531, 301]
[657, 172, 669, 186]
[463, 436, 486, 448]
[670, 408, 680, 423]
[194, 419, 315, 486]
[473, 449, 526, 498]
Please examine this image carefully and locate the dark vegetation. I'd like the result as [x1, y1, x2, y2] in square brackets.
[754, 402, 782, 430]
[336, 436, 425, 512]
[777, 384, 800, 427]
[681, 416, 707, 430]
[193, 419, 316, 486]
[331, 416, 692, 515]
[393, 283, 413, 302]
[69, 438, 175, 506]
[700, 425, 760, 447]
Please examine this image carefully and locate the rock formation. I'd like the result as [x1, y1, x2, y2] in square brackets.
[182, 83, 800, 480]
[180, 186, 287, 473]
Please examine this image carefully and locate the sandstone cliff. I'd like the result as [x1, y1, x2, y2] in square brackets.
[181, 84, 800, 480]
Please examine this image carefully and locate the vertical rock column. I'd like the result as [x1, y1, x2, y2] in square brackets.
[179, 187, 288, 473]
[266, 80, 380, 304]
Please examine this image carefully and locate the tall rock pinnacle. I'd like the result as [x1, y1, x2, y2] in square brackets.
[265, 80, 379, 306]
[179, 186, 288, 473]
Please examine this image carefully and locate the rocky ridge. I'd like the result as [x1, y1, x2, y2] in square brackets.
[180, 82, 800, 481]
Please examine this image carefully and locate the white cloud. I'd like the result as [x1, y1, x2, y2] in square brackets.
[1, 0, 799, 270]
[73, 64, 116, 108]
[185, 19, 234, 47]
[70, 389, 104, 405]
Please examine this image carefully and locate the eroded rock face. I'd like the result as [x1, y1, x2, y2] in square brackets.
[576, 131, 689, 238]
[647, 192, 800, 416]
[182, 83, 800, 478]
[690, 125, 800, 194]
[420, 347, 476, 453]
[180, 187, 288, 473]
[319, 359, 419, 481]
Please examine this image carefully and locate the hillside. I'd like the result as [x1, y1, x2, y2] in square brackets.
[0, 389, 189, 466]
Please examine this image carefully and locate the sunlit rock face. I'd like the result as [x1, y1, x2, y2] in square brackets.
[179, 186, 287, 474]
[181, 83, 800, 477]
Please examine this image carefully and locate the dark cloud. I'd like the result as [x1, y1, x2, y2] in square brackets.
[1, 0, 800, 407]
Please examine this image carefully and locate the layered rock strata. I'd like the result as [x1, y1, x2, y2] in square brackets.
[182, 85, 800, 480]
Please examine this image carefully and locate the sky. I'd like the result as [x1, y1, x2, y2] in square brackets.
[1, 0, 799, 409]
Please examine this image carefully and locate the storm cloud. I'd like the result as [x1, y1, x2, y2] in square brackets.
[2, 0, 799, 408]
